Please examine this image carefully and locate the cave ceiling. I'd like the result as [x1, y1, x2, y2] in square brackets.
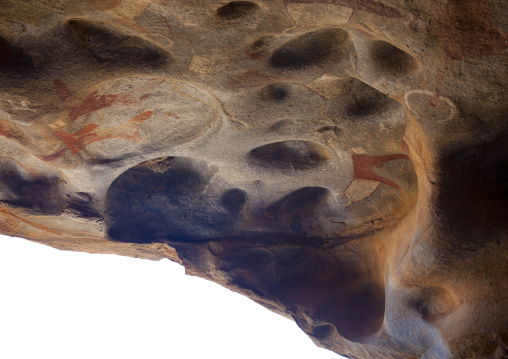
[0, 1, 507, 358]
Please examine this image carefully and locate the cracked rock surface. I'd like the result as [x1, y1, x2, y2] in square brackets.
[0, 1, 507, 358]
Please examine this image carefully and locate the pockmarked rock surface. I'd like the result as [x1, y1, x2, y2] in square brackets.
[0, 1, 507, 358]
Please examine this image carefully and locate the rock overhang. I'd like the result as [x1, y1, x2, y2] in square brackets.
[0, 1, 507, 358]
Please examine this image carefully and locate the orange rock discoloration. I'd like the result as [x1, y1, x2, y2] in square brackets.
[0, 1, 506, 358]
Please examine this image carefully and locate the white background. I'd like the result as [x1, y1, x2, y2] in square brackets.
[0, 234, 345, 359]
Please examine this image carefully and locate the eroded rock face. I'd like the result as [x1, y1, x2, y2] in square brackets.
[0, 1, 507, 358]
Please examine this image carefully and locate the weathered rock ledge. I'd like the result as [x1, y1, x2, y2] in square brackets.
[1, 1, 507, 358]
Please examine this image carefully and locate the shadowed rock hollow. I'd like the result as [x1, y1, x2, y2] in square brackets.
[0, 1, 507, 358]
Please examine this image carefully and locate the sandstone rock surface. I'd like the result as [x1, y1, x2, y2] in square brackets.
[0, 1, 507, 358]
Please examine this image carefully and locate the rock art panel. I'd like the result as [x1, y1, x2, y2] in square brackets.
[0, 1, 507, 358]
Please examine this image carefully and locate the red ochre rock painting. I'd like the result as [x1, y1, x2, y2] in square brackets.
[352, 153, 409, 191]
[0, 2, 507, 359]
[45, 111, 153, 159]
[54, 78, 161, 122]
[35, 78, 161, 161]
